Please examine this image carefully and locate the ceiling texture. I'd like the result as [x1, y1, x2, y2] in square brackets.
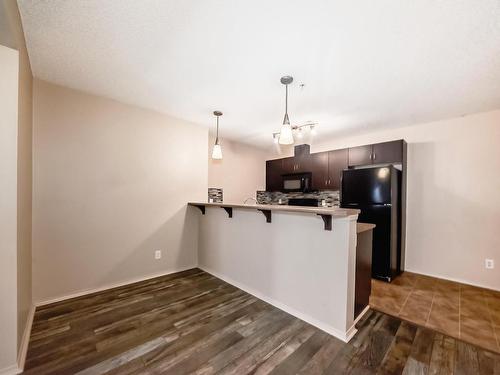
[17, 0, 500, 148]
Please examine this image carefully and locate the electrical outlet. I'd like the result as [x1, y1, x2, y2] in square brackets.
[155, 250, 162, 260]
[485, 259, 494, 269]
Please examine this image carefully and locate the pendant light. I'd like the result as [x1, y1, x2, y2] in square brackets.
[278, 76, 294, 145]
[211, 111, 223, 160]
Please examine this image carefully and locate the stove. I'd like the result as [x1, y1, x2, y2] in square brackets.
[287, 198, 319, 207]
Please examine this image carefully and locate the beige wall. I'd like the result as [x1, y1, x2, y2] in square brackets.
[208, 135, 269, 203]
[33, 79, 208, 303]
[3, 0, 34, 352]
[0, 44, 19, 372]
[308, 110, 500, 290]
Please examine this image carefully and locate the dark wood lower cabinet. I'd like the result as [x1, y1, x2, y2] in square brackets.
[355, 225, 374, 318]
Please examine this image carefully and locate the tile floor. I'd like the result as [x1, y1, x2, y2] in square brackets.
[370, 271, 500, 353]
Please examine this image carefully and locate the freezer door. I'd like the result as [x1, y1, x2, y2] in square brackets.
[341, 167, 392, 206]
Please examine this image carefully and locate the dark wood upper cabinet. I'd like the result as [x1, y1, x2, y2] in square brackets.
[295, 153, 311, 173]
[282, 154, 311, 174]
[372, 140, 403, 164]
[310, 152, 329, 190]
[265, 140, 405, 191]
[328, 148, 348, 190]
[265, 159, 283, 192]
[281, 157, 295, 174]
[348, 144, 373, 167]
[348, 140, 404, 167]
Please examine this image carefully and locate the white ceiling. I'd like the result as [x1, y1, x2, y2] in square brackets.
[18, 0, 500, 148]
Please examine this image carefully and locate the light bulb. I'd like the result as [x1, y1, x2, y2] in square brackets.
[310, 126, 317, 136]
[297, 128, 303, 139]
[279, 123, 294, 145]
[212, 143, 222, 159]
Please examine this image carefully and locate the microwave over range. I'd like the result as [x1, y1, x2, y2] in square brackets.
[282, 172, 312, 193]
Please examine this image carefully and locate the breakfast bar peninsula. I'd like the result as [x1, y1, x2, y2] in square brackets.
[189, 202, 363, 342]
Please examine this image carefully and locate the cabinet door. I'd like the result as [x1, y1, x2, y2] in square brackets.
[348, 145, 373, 167]
[372, 140, 403, 164]
[295, 153, 312, 173]
[328, 148, 348, 190]
[282, 157, 296, 174]
[310, 152, 329, 190]
[266, 159, 283, 191]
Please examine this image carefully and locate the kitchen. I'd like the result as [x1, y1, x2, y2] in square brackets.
[196, 137, 406, 340]
[2, 1, 500, 374]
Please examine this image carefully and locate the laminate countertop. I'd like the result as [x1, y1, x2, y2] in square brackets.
[357, 223, 376, 233]
[188, 202, 360, 218]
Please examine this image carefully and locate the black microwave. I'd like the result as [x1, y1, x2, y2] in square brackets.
[282, 173, 312, 192]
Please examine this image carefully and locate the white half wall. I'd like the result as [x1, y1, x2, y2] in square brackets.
[32, 80, 208, 303]
[312, 110, 500, 290]
[197, 206, 358, 341]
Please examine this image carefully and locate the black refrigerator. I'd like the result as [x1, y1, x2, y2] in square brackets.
[341, 166, 402, 282]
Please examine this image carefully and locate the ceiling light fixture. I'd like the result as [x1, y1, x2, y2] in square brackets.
[211, 111, 223, 160]
[278, 76, 294, 145]
[272, 123, 318, 144]
[297, 127, 303, 139]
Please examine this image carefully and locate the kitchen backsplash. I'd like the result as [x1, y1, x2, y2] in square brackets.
[256, 190, 340, 207]
[208, 188, 223, 203]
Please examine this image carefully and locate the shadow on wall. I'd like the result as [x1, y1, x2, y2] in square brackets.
[96, 205, 198, 288]
[406, 141, 499, 290]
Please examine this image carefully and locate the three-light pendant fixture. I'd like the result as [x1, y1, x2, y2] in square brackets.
[211, 75, 317, 156]
[211, 111, 223, 160]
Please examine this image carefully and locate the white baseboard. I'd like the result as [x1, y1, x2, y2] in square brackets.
[404, 267, 499, 292]
[35, 266, 197, 307]
[199, 266, 354, 343]
[0, 364, 21, 375]
[17, 305, 35, 371]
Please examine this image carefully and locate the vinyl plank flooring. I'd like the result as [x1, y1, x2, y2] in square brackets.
[23, 268, 500, 375]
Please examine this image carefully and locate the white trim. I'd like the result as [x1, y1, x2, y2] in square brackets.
[17, 305, 35, 370]
[0, 364, 21, 375]
[200, 266, 354, 343]
[404, 267, 499, 292]
[353, 305, 370, 327]
[35, 266, 197, 307]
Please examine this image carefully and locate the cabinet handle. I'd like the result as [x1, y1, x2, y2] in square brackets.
[325, 179, 328, 186]
[373, 153, 376, 160]
[328, 179, 331, 185]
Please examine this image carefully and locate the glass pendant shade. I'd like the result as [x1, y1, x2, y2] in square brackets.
[211, 111, 223, 160]
[279, 123, 294, 145]
[278, 76, 294, 145]
[212, 142, 222, 159]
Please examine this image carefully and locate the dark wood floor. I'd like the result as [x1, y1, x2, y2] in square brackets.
[24, 268, 500, 374]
